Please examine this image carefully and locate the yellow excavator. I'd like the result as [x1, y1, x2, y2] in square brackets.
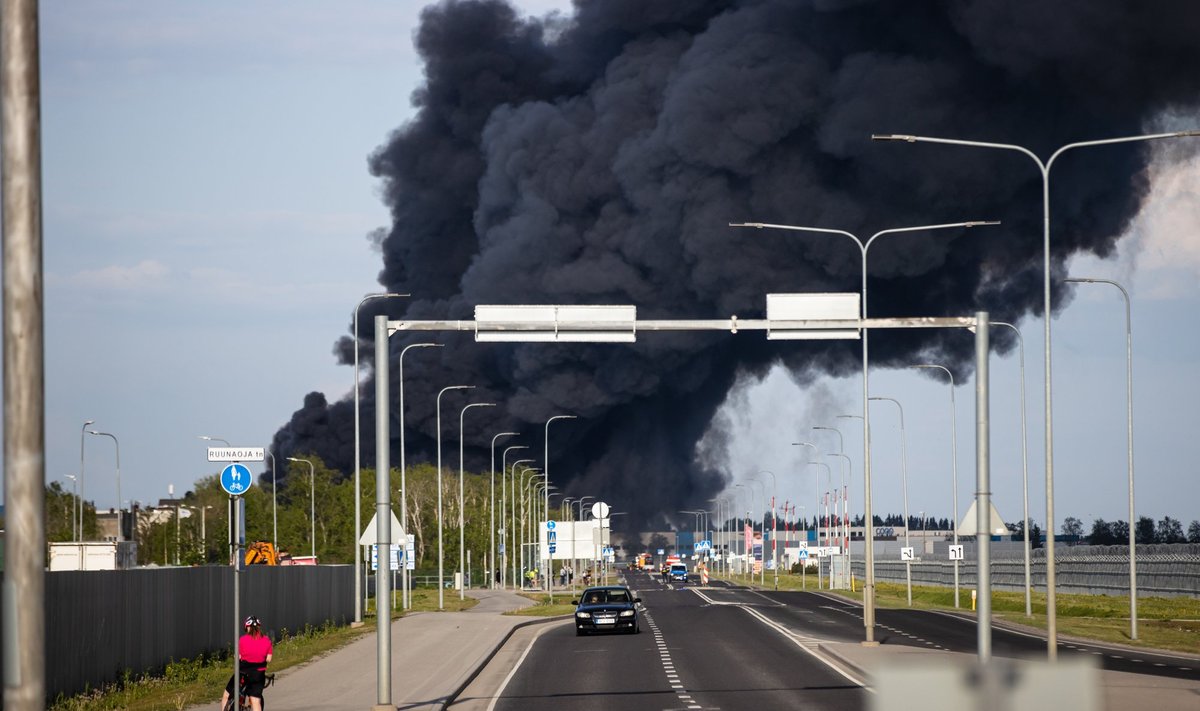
[245, 541, 280, 566]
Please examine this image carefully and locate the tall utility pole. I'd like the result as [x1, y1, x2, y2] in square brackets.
[3, 0, 47, 706]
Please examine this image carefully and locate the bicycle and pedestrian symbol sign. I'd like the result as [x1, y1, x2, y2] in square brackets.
[220, 463, 253, 496]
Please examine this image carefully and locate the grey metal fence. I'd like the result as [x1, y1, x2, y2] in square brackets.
[40, 564, 352, 701]
[850, 543, 1200, 597]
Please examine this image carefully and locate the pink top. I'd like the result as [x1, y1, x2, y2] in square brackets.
[239, 634, 273, 664]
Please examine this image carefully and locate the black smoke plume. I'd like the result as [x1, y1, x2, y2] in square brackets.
[270, 0, 1200, 528]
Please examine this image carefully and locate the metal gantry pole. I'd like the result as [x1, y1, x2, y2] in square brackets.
[2, 0, 46, 701]
[974, 313, 992, 663]
[373, 314, 393, 706]
[354, 292, 406, 625]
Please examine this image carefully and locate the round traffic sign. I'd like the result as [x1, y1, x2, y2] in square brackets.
[220, 463, 253, 496]
[546, 520, 556, 530]
[591, 501, 610, 519]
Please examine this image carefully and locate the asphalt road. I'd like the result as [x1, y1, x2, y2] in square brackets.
[742, 588, 1199, 680]
[492, 566, 1197, 711]
[493, 568, 866, 711]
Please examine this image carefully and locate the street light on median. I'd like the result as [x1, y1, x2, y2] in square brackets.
[731, 219, 998, 644]
[869, 396, 912, 607]
[908, 363, 961, 608]
[871, 128, 1198, 657]
[1065, 276, 1138, 639]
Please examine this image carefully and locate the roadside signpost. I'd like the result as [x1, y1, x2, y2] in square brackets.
[212, 448, 263, 709]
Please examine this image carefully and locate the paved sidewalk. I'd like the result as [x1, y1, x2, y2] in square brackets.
[187, 588, 543, 711]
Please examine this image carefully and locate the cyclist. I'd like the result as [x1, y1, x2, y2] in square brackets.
[220, 615, 273, 710]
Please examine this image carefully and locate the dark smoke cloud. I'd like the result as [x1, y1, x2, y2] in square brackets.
[270, 0, 1200, 527]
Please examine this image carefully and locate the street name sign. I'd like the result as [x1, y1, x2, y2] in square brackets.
[208, 447, 265, 462]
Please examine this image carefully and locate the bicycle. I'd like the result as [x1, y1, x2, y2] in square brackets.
[223, 670, 275, 711]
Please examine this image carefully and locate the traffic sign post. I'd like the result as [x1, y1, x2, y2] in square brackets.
[216, 458, 255, 710]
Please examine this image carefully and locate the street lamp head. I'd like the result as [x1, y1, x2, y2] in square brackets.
[965, 221, 1002, 228]
[84, 419, 95, 426]
[728, 222, 765, 229]
[870, 134, 916, 142]
[836, 414, 862, 420]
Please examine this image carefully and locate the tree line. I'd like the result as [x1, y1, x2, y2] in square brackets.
[40, 458, 551, 574]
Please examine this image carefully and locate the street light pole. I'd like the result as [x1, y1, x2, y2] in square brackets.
[490, 433, 519, 589]
[826, 451, 851, 590]
[265, 450, 278, 557]
[286, 457, 316, 559]
[732, 220, 997, 645]
[757, 470, 778, 589]
[573, 495, 593, 589]
[352, 292, 406, 625]
[87, 431, 121, 542]
[1065, 277, 1138, 639]
[79, 420, 94, 540]
[436, 385, 473, 609]
[909, 364, 961, 608]
[460, 402, 497, 599]
[544, 414, 577, 603]
[399, 341, 442, 610]
[510, 460, 535, 587]
[870, 396, 912, 606]
[812, 425, 847, 587]
[872, 129, 1197, 657]
[987, 321, 1032, 617]
[501, 450, 531, 589]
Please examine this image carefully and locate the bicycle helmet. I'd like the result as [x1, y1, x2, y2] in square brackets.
[243, 615, 262, 629]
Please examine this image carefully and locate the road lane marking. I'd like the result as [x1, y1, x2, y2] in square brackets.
[485, 620, 568, 711]
[734, 602, 869, 691]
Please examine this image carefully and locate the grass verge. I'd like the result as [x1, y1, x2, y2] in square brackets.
[504, 592, 576, 617]
[49, 588, 478, 711]
[713, 572, 1200, 656]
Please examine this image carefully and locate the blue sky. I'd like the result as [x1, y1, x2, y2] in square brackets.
[7, 1, 1200, 534]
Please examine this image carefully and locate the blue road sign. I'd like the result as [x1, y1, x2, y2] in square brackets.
[549, 543, 557, 553]
[220, 463, 252, 496]
[546, 520, 556, 530]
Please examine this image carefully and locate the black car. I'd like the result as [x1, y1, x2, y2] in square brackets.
[572, 585, 641, 635]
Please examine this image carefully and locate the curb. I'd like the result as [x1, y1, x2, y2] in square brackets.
[815, 643, 871, 681]
[439, 614, 572, 710]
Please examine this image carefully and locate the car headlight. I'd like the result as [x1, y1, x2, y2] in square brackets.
[619, 610, 635, 617]
[576, 612, 591, 618]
